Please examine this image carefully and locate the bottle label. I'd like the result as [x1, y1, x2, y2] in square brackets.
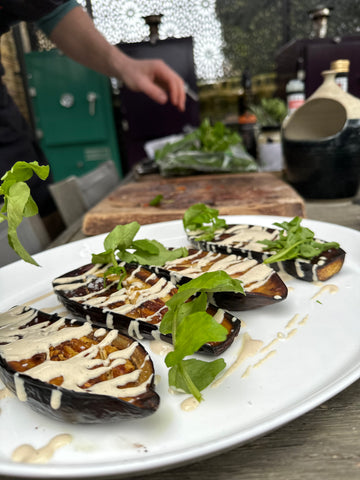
[335, 77, 348, 92]
[287, 93, 305, 114]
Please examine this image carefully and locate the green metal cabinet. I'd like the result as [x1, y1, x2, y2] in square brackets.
[24, 50, 122, 182]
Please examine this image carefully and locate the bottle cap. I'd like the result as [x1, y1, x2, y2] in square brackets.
[286, 79, 304, 93]
[330, 59, 350, 73]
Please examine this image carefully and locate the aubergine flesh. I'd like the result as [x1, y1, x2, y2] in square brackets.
[0, 306, 159, 423]
[149, 248, 288, 311]
[187, 224, 346, 282]
[52, 262, 240, 356]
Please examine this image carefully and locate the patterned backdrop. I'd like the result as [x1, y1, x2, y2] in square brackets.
[80, 0, 226, 81]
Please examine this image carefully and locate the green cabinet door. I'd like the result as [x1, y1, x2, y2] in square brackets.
[25, 50, 122, 181]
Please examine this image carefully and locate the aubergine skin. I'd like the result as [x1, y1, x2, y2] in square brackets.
[148, 249, 288, 311]
[0, 359, 159, 423]
[188, 225, 346, 283]
[52, 263, 241, 356]
[0, 307, 160, 424]
[270, 250, 346, 282]
[150, 264, 287, 312]
[55, 286, 162, 342]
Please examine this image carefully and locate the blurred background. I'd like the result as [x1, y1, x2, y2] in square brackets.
[2, 0, 360, 179]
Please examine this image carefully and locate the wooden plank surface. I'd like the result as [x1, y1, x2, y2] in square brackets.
[82, 172, 306, 235]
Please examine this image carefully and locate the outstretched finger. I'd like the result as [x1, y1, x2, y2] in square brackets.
[170, 76, 186, 111]
[154, 62, 186, 111]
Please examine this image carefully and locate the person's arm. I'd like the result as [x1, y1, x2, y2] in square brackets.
[48, 5, 186, 110]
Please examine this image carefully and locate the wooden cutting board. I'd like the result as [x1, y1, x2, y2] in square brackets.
[82, 172, 306, 235]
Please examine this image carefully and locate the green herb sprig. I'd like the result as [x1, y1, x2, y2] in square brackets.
[149, 194, 163, 207]
[0, 161, 50, 265]
[258, 217, 340, 264]
[183, 203, 227, 241]
[92, 222, 188, 288]
[160, 271, 245, 402]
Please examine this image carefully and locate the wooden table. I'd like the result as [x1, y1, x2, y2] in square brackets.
[81, 172, 306, 235]
[44, 180, 360, 480]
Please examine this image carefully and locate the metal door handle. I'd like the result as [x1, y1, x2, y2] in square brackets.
[87, 91, 97, 116]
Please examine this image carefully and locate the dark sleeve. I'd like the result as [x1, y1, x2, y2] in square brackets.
[36, 0, 79, 36]
[0, 0, 75, 25]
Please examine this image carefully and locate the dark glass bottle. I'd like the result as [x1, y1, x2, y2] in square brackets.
[237, 70, 258, 159]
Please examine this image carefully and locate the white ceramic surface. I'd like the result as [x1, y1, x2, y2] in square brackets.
[0, 216, 359, 479]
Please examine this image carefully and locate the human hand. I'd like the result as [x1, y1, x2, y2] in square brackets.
[119, 56, 186, 111]
[49, 7, 187, 111]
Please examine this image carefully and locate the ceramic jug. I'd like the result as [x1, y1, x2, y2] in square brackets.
[282, 70, 360, 199]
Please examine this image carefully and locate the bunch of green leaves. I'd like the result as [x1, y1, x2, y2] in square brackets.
[154, 119, 258, 176]
[258, 217, 340, 264]
[183, 203, 227, 241]
[92, 222, 188, 288]
[196, 118, 242, 152]
[249, 98, 287, 127]
[155, 118, 242, 162]
[0, 161, 50, 266]
[160, 271, 245, 402]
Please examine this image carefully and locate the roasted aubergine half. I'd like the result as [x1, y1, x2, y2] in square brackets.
[0, 306, 159, 423]
[149, 248, 288, 311]
[187, 225, 346, 282]
[52, 262, 240, 356]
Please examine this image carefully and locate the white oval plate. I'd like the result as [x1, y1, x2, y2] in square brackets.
[0, 216, 359, 479]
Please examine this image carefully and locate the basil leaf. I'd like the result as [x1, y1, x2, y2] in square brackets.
[91, 249, 117, 265]
[132, 238, 160, 254]
[6, 182, 39, 266]
[117, 240, 188, 266]
[160, 292, 208, 335]
[103, 222, 140, 252]
[160, 271, 243, 402]
[168, 358, 226, 401]
[0, 161, 50, 265]
[165, 311, 227, 367]
[92, 223, 188, 288]
[97, 222, 188, 268]
[164, 270, 245, 313]
[183, 203, 227, 241]
[0, 161, 49, 191]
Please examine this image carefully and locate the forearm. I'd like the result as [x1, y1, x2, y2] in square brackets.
[48, 6, 128, 80]
[48, 5, 186, 109]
